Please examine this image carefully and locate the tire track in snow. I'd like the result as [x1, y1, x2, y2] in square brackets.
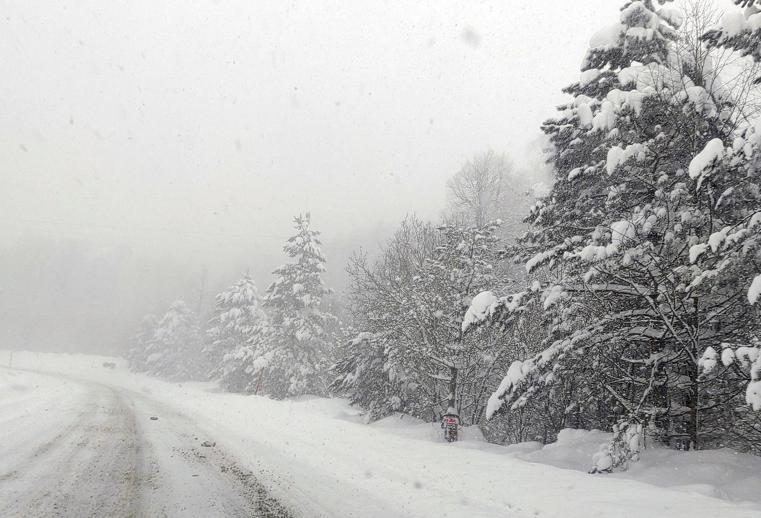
[0, 382, 140, 517]
[121, 384, 294, 517]
[0, 368, 294, 518]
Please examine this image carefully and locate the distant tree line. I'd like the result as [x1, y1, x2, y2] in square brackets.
[128, 213, 340, 399]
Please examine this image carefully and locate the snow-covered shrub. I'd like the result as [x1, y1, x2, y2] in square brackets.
[591, 420, 643, 473]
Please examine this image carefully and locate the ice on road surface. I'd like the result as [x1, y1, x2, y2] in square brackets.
[2, 350, 760, 518]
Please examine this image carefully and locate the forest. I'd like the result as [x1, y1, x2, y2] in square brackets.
[124, 0, 761, 474]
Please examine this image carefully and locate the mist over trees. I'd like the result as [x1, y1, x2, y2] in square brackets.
[445, 150, 536, 241]
[127, 299, 207, 381]
[0, 237, 210, 354]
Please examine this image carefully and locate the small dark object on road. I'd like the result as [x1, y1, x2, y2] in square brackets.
[149, 416, 159, 421]
[201, 440, 216, 447]
[102, 362, 116, 369]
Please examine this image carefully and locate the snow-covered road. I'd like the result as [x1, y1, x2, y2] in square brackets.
[2, 351, 761, 518]
[0, 368, 291, 517]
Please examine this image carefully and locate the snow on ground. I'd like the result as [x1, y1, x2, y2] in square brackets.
[504, 428, 761, 505]
[0, 365, 291, 517]
[2, 349, 761, 518]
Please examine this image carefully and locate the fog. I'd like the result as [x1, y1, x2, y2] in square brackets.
[1, 0, 620, 353]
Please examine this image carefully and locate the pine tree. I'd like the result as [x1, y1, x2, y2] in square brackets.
[255, 213, 337, 398]
[704, 1, 761, 62]
[126, 313, 158, 372]
[696, 0, 761, 433]
[472, 0, 761, 469]
[490, 0, 683, 443]
[205, 273, 266, 392]
[141, 299, 207, 381]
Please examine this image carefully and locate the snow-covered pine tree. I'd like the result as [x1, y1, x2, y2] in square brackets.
[126, 313, 158, 372]
[205, 273, 266, 392]
[473, 0, 761, 469]
[255, 213, 337, 398]
[142, 299, 207, 381]
[704, 0, 761, 62]
[696, 0, 761, 436]
[486, 0, 683, 448]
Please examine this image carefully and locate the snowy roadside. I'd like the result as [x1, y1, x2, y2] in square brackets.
[3, 349, 760, 518]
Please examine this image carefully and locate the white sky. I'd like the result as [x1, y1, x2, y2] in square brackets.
[0, 0, 739, 352]
[1, 0, 625, 260]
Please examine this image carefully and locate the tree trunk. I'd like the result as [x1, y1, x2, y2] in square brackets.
[447, 366, 458, 413]
[688, 297, 700, 450]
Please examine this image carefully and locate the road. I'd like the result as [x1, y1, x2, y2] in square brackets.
[0, 369, 292, 518]
[3, 354, 760, 518]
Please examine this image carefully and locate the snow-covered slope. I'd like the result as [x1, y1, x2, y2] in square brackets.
[2, 349, 760, 518]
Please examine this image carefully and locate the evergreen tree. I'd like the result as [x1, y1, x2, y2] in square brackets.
[471, 0, 761, 470]
[704, 0, 761, 62]
[126, 313, 158, 372]
[697, 0, 761, 432]
[205, 273, 266, 392]
[255, 213, 337, 398]
[141, 299, 207, 381]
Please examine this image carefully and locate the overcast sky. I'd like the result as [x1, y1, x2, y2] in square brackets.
[0, 0, 735, 351]
[0, 0, 626, 256]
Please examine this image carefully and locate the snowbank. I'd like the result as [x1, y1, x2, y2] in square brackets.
[2, 350, 760, 518]
[500, 428, 761, 509]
